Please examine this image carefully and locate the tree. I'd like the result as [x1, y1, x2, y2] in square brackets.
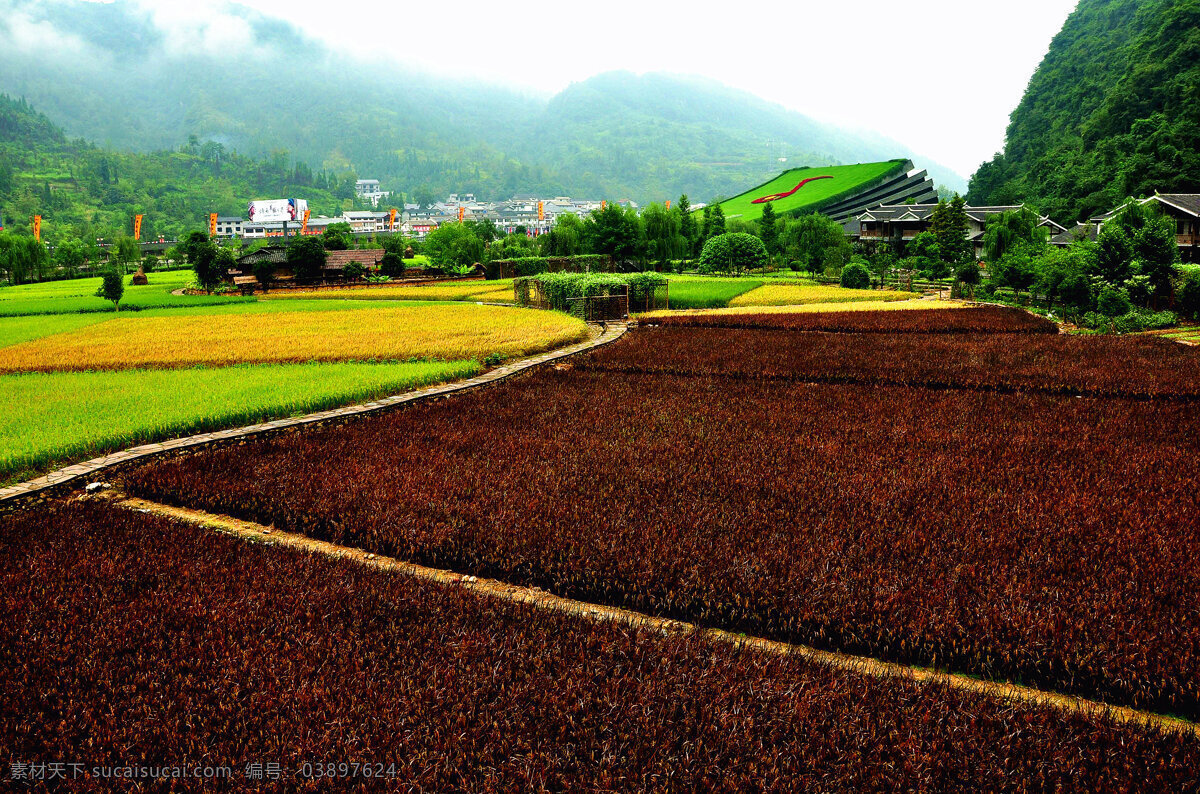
[465, 219, 499, 245]
[541, 213, 586, 257]
[424, 222, 484, 270]
[708, 204, 726, 238]
[780, 213, 847, 275]
[698, 233, 767, 275]
[929, 196, 972, 265]
[190, 237, 222, 290]
[758, 202, 779, 263]
[412, 185, 437, 210]
[114, 235, 140, 273]
[53, 238, 87, 278]
[677, 195, 698, 259]
[1093, 224, 1133, 285]
[585, 204, 644, 265]
[95, 270, 124, 311]
[380, 251, 406, 278]
[287, 236, 328, 281]
[983, 207, 1045, 263]
[322, 222, 353, 250]
[252, 257, 276, 291]
[180, 230, 211, 265]
[641, 203, 682, 269]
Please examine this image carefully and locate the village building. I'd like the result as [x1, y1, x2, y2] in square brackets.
[1052, 194, 1200, 262]
[853, 203, 1066, 260]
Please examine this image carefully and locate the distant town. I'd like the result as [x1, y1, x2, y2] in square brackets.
[212, 179, 650, 241]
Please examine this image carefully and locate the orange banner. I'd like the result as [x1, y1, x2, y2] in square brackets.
[133, 214, 143, 241]
[301, 209, 311, 233]
[601, 201, 607, 210]
[388, 208, 397, 230]
[537, 201, 544, 221]
[209, 213, 218, 237]
[33, 215, 41, 241]
[666, 200, 671, 210]
[457, 206, 464, 221]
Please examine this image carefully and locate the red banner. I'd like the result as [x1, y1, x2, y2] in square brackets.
[457, 206, 464, 221]
[133, 214, 143, 240]
[209, 213, 218, 237]
[537, 201, 544, 221]
[301, 209, 311, 234]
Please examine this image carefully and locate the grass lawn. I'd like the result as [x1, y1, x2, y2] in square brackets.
[0, 270, 252, 316]
[1149, 326, 1200, 344]
[267, 279, 515, 303]
[728, 284, 922, 307]
[0, 302, 588, 373]
[0, 360, 479, 485]
[711, 161, 905, 223]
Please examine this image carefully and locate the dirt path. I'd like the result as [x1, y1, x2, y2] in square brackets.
[94, 489, 1199, 740]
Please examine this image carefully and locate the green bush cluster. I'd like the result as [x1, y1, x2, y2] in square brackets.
[485, 254, 612, 280]
[516, 271, 668, 315]
[839, 262, 871, 290]
[698, 233, 768, 275]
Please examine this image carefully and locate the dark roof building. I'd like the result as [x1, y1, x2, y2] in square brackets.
[855, 204, 1065, 260]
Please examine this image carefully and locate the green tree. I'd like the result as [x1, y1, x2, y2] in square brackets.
[641, 203, 682, 269]
[380, 251, 406, 278]
[929, 196, 972, 265]
[114, 235, 140, 273]
[840, 261, 871, 289]
[53, 238, 87, 278]
[424, 222, 484, 270]
[708, 204, 726, 238]
[541, 213, 586, 257]
[983, 207, 1045, 263]
[780, 213, 847, 275]
[758, 202, 779, 263]
[287, 236, 328, 281]
[190, 238, 222, 290]
[322, 222, 353, 250]
[1093, 224, 1134, 285]
[94, 269, 124, 311]
[677, 195, 698, 259]
[585, 204, 645, 264]
[698, 232, 767, 275]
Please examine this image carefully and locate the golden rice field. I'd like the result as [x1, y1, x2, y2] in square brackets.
[267, 279, 514, 303]
[639, 298, 952, 320]
[728, 284, 922, 307]
[0, 303, 588, 373]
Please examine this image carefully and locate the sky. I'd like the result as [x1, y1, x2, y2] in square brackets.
[98, 0, 1080, 178]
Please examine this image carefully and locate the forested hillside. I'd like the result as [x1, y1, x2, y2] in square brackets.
[0, 1, 961, 203]
[0, 95, 362, 244]
[968, 0, 1200, 221]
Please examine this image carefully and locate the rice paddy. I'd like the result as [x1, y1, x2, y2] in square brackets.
[0, 360, 480, 484]
[266, 279, 516, 303]
[0, 270, 253, 316]
[728, 283, 921, 307]
[0, 302, 589, 373]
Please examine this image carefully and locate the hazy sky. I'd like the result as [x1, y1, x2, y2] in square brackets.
[114, 0, 1079, 177]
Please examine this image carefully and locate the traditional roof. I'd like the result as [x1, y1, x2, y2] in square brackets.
[324, 249, 385, 268]
[236, 245, 288, 265]
[1150, 194, 1200, 217]
[1050, 223, 1099, 246]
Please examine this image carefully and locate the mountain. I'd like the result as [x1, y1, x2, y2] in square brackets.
[0, 0, 963, 204]
[967, 0, 1200, 222]
[0, 93, 357, 243]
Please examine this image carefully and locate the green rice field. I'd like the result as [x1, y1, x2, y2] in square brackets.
[0, 270, 252, 316]
[0, 360, 479, 485]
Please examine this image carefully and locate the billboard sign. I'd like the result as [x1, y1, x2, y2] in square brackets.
[247, 198, 308, 224]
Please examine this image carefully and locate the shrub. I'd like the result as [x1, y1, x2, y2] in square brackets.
[94, 270, 124, 311]
[699, 233, 768, 275]
[1177, 275, 1200, 321]
[342, 262, 366, 280]
[1097, 287, 1132, 317]
[840, 263, 871, 290]
[380, 252, 406, 278]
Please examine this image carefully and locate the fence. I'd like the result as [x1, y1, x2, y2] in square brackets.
[513, 276, 668, 320]
[567, 290, 630, 322]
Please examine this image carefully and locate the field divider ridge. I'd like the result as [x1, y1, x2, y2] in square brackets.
[0, 322, 626, 509]
[92, 489, 1200, 739]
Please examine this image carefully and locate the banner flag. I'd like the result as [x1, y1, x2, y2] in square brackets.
[133, 214, 143, 240]
[301, 209, 311, 233]
[209, 213, 218, 237]
[33, 215, 41, 241]
[666, 200, 671, 210]
[388, 208, 397, 230]
[537, 201, 544, 221]
[457, 206, 464, 221]
[601, 200, 607, 210]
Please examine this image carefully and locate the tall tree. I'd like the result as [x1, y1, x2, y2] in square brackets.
[677, 195, 697, 258]
[758, 202, 779, 262]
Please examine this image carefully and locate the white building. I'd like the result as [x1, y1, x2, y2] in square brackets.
[355, 179, 391, 207]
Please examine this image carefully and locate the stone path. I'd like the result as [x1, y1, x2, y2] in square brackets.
[0, 323, 625, 507]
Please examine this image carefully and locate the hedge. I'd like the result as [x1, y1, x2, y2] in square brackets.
[515, 271, 668, 314]
[486, 254, 613, 280]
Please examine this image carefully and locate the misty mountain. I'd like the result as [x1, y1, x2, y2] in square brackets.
[0, 0, 963, 202]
